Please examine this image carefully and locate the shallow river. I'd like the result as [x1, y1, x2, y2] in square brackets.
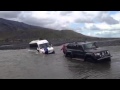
[0, 46, 120, 79]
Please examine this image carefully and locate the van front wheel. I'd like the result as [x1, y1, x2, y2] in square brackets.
[52, 51, 55, 54]
[37, 50, 39, 52]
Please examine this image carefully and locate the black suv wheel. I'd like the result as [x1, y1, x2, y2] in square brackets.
[65, 52, 74, 58]
[85, 56, 97, 63]
[106, 57, 111, 61]
[70, 52, 74, 58]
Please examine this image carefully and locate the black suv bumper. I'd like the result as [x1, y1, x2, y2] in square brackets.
[97, 56, 112, 61]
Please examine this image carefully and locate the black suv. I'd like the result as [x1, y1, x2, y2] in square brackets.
[64, 42, 112, 62]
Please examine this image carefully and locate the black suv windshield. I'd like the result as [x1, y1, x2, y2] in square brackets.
[39, 43, 50, 49]
[83, 43, 97, 49]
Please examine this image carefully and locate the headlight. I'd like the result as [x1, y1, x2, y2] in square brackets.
[107, 51, 110, 54]
[94, 53, 101, 56]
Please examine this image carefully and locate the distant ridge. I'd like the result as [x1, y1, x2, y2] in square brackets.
[0, 18, 117, 46]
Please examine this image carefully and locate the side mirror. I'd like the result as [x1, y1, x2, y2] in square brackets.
[94, 42, 98, 48]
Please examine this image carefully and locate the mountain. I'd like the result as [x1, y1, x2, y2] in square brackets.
[0, 18, 113, 48]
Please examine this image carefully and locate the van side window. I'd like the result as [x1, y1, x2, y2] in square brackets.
[29, 43, 38, 49]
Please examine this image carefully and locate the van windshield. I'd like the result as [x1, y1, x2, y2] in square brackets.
[39, 43, 50, 49]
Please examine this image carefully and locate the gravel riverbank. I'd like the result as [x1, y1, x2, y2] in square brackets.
[0, 39, 120, 50]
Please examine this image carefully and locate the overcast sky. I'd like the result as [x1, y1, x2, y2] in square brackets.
[0, 11, 120, 38]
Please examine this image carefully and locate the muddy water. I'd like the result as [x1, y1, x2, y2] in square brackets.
[0, 46, 120, 79]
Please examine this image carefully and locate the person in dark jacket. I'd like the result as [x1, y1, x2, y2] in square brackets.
[44, 47, 48, 54]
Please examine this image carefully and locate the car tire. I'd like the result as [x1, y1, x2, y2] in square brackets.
[70, 52, 74, 58]
[37, 50, 39, 53]
[65, 52, 69, 57]
[52, 51, 55, 54]
[107, 57, 111, 61]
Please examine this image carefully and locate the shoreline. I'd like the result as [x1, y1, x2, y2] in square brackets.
[0, 39, 120, 50]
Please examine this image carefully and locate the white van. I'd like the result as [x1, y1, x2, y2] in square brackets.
[29, 39, 55, 54]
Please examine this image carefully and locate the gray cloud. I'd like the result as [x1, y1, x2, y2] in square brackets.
[89, 25, 100, 30]
[75, 11, 119, 25]
[82, 25, 100, 31]
[0, 11, 21, 19]
[95, 12, 119, 25]
[0, 11, 119, 32]
[44, 22, 70, 30]
[102, 16, 119, 25]
[19, 16, 56, 27]
[75, 18, 94, 23]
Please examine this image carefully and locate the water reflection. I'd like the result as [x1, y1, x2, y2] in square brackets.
[64, 57, 111, 79]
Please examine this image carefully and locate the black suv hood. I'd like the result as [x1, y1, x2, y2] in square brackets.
[85, 48, 107, 53]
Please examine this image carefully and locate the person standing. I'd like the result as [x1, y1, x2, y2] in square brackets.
[44, 47, 48, 54]
[61, 44, 67, 54]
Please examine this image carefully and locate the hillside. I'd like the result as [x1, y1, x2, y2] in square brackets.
[0, 18, 118, 49]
